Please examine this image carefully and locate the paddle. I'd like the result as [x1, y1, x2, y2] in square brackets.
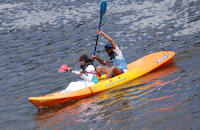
[58, 64, 69, 73]
[58, 64, 97, 75]
[93, 0, 107, 58]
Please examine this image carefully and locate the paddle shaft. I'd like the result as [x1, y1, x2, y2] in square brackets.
[93, 17, 102, 56]
[68, 70, 97, 75]
[93, 0, 107, 60]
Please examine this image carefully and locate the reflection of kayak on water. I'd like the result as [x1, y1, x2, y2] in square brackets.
[35, 63, 178, 129]
[96, 62, 178, 102]
[29, 51, 175, 108]
[35, 98, 94, 129]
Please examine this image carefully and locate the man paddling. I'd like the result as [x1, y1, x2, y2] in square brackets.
[92, 30, 127, 79]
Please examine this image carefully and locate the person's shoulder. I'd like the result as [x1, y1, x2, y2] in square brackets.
[114, 45, 122, 53]
[87, 65, 95, 70]
[88, 64, 95, 67]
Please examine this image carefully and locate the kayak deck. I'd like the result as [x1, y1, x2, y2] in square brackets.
[29, 51, 175, 108]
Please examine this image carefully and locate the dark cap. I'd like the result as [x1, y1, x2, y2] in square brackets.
[104, 43, 113, 51]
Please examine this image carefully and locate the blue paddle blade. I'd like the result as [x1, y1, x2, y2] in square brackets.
[100, 0, 107, 16]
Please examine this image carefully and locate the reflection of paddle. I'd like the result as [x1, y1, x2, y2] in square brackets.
[93, 0, 107, 58]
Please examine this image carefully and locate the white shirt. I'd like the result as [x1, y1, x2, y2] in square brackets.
[71, 65, 96, 82]
[104, 46, 124, 65]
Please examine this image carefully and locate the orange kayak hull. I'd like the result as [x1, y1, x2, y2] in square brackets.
[28, 51, 175, 108]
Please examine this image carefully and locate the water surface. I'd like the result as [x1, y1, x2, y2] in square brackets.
[0, 0, 200, 129]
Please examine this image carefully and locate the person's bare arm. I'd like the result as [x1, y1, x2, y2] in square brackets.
[97, 30, 117, 49]
[92, 55, 106, 65]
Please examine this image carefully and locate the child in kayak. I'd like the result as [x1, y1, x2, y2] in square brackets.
[61, 54, 98, 93]
[92, 30, 127, 79]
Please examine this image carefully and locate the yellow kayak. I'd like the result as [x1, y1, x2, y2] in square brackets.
[29, 51, 175, 108]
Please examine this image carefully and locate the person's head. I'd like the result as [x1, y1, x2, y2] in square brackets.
[79, 54, 91, 66]
[104, 43, 113, 55]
